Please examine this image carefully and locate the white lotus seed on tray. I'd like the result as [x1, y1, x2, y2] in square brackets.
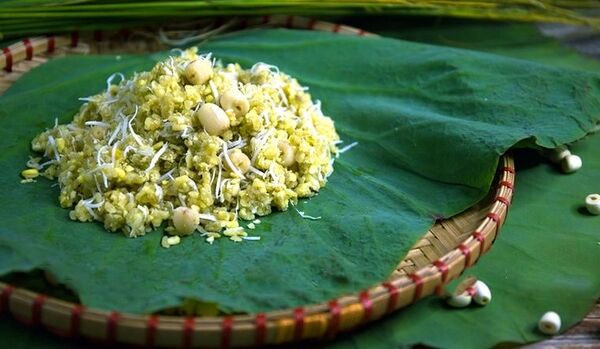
[538, 311, 561, 335]
[473, 280, 492, 306]
[548, 145, 571, 163]
[446, 294, 472, 308]
[560, 154, 582, 173]
[585, 194, 600, 215]
[446, 276, 478, 308]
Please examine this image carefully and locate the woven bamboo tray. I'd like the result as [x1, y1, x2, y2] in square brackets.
[0, 16, 515, 348]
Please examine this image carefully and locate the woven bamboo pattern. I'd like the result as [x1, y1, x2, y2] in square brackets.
[0, 16, 515, 348]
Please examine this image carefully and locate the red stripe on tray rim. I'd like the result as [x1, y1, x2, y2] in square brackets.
[31, 294, 47, 326]
[408, 274, 424, 302]
[106, 311, 121, 343]
[2, 47, 13, 72]
[182, 316, 195, 349]
[47, 36, 56, 53]
[472, 231, 486, 262]
[502, 166, 515, 173]
[221, 316, 234, 349]
[145, 315, 159, 347]
[496, 196, 511, 206]
[499, 180, 513, 189]
[70, 31, 79, 47]
[458, 243, 472, 266]
[308, 18, 317, 30]
[93, 30, 103, 42]
[70, 304, 84, 338]
[327, 300, 341, 336]
[433, 260, 449, 295]
[0, 285, 15, 313]
[293, 307, 305, 340]
[358, 291, 373, 322]
[472, 231, 485, 243]
[486, 212, 500, 222]
[489, 212, 503, 239]
[22, 39, 33, 60]
[255, 313, 267, 346]
[382, 282, 398, 313]
[333, 23, 342, 33]
[118, 29, 132, 40]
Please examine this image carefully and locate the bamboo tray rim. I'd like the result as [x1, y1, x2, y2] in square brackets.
[0, 16, 516, 348]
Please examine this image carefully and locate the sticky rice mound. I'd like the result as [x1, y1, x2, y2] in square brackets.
[27, 48, 339, 243]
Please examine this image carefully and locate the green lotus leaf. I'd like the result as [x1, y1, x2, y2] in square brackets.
[0, 29, 598, 315]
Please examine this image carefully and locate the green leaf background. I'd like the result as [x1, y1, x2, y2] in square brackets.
[0, 21, 599, 348]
